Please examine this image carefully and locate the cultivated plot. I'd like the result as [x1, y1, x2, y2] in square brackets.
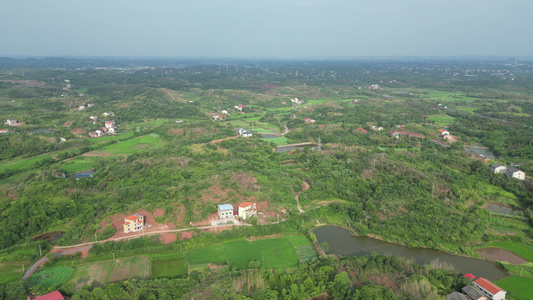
[108, 256, 150, 282]
[67, 260, 112, 288]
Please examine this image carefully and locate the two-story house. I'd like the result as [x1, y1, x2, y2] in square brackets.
[123, 214, 145, 233]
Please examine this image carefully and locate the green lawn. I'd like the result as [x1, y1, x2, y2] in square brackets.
[186, 245, 227, 265]
[489, 241, 533, 262]
[263, 136, 288, 146]
[100, 134, 161, 154]
[285, 235, 312, 247]
[495, 276, 533, 300]
[60, 160, 94, 173]
[28, 266, 74, 290]
[223, 238, 299, 270]
[0, 153, 54, 173]
[0, 263, 24, 284]
[427, 114, 456, 126]
[456, 106, 478, 112]
[152, 257, 188, 279]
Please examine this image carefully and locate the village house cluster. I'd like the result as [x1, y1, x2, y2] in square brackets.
[234, 127, 253, 137]
[491, 163, 526, 180]
[217, 202, 257, 221]
[89, 112, 117, 138]
[446, 276, 506, 300]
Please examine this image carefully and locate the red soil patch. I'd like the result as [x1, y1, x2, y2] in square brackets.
[170, 128, 184, 135]
[209, 135, 239, 144]
[159, 233, 177, 244]
[116, 103, 130, 108]
[153, 208, 165, 217]
[70, 128, 86, 135]
[370, 275, 398, 290]
[179, 231, 196, 240]
[7, 193, 17, 200]
[82, 151, 111, 157]
[62, 121, 72, 127]
[208, 263, 224, 270]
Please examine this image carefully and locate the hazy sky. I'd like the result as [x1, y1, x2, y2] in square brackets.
[1, 0, 531, 58]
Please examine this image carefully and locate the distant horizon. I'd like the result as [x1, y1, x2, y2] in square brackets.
[1, 1, 531, 58]
[1, 55, 532, 62]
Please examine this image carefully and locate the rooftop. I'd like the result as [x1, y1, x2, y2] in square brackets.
[35, 290, 64, 300]
[239, 202, 256, 208]
[474, 277, 505, 294]
[218, 204, 233, 211]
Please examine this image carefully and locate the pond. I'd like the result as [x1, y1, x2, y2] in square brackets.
[314, 226, 507, 281]
[464, 145, 495, 159]
[29, 128, 53, 134]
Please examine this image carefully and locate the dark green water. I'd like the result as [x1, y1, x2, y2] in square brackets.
[314, 226, 507, 281]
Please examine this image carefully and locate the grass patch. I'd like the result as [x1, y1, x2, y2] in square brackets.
[0, 263, 23, 284]
[488, 241, 533, 262]
[427, 114, 456, 126]
[152, 257, 188, 279]
[61, 160, 94, 173]
[28, 266, 74, 290]
[264, 136, 288, 146]
[427, 90, 475, 101]
[495, 276, 533, 300]
[456, 106, 478, 112]
[100, 135, 161, 154]
[224, 238, 299, 270]
[285, 235, 312, 247]
[108, 256, 150, 282]
[186, 245, 227, 265]
[66, 260, 111, 288]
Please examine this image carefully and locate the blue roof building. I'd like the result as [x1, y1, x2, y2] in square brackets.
[218, 204, 234, 219]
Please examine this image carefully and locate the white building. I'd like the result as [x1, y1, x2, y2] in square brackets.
[473, 277, 506, 300]
[490, 164, 507, 174]
[5, 119, 18, 125]
[218, 204, 234, 219]
[238, 202, 257, 220]
[506, 167, 526, 180]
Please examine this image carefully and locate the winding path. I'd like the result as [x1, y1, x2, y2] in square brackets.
[295, 181, 310, 214]
[22, 245, 93, 280]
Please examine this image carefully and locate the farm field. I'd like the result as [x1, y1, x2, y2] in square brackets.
[66, 260, 112, 288]
[28, 266, 74, 290]
[223, 238, 299, 270]
[456, 106, 479, 112]
[60, 160, 94, 173]
[108, 256, 150, 282]
[263, 136, 288, 146]
[426, 90, 475, 102]
[0, 153, 55, 173]
[0, 263, 23, 284]
[495, 276, 533, 300]
[186, 245, 227, 265]
[427, 114, 456, 126]
[100, 134, 162, 154]
[488, 241, 533, 262]
[152, 256, 188, 279]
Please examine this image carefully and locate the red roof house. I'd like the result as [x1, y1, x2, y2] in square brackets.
[473, 277, 506, 300]
[355, 127, 367, 133]
[34, 290, 65, 300]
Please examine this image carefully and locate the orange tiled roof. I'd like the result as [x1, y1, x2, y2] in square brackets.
[125, 215, 140, 221]
[474, 277, 505, 294]
[239, 202, 255, 208]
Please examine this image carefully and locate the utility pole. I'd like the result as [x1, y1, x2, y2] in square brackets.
[113, 252, 115, 262]
[39, 245, 42, 257]
[432, 183, 435, 198]
[22, 264, 24, 273]
[94, 234, 98, 243]
[180, 244, 182, 252]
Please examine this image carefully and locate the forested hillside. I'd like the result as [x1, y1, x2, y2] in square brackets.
[0, 58, 532, 299]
